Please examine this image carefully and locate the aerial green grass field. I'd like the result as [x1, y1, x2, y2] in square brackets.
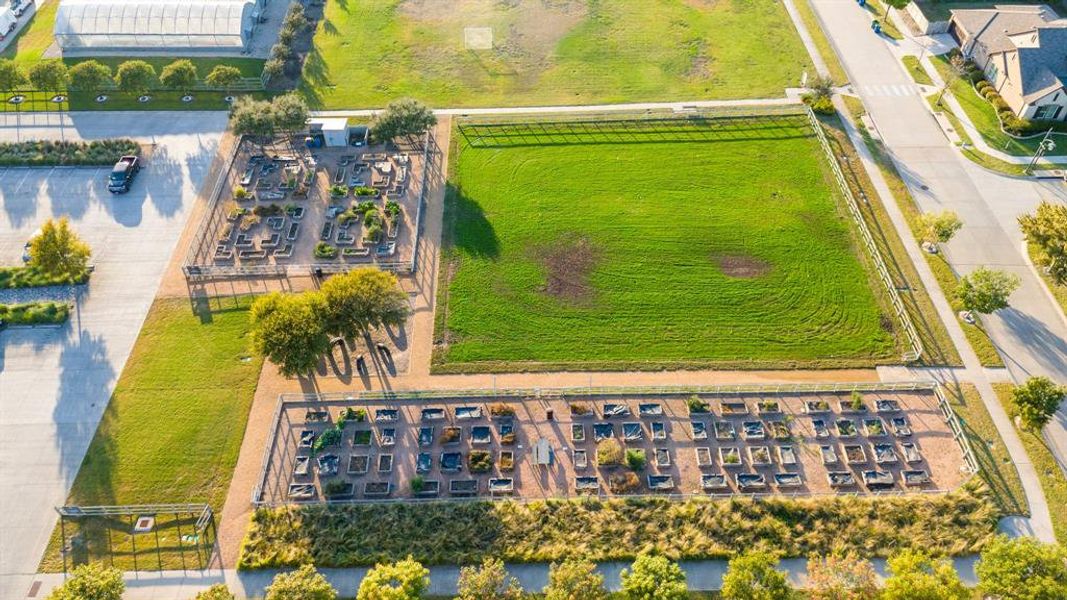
[302, 0, 814, 108]
[433, 115, 899, 372]
[39, 297, 263, 571]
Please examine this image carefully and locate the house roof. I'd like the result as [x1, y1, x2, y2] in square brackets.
[953, 5, 1067, 101]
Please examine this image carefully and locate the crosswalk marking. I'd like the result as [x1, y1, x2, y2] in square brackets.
[860, 84, 921, 97]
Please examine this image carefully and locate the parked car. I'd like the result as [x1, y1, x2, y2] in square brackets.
[108, 155, 140, 194]
[21, 227, 40, 263]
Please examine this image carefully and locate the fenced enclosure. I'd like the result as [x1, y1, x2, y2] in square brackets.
[51, 504, 217, 573]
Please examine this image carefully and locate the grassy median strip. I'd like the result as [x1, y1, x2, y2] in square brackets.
[992, 383, 1067, 543]
[39, 296, 263, 571]
[791, 0, 849, 85]
[843, 96, 1004, 367]
[240, 480, 997, 568]
[0, 301, 69, 325]
[901, 56, 932, 86]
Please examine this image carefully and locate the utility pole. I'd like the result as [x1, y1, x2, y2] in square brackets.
[1026, 127, 1056, 175]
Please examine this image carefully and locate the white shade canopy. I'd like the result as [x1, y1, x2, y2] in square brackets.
[55, 0, 257, 49]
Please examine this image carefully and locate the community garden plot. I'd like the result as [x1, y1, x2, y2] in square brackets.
[435, 111, 903, 372]
[254, 387, 970, 505]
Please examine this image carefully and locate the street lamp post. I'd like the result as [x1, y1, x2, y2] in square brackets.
[1026, 127, 1056, 175]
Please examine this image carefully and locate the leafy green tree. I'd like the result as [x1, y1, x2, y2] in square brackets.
[883, 0, 911, 17]
[271, 92, 309, 135]
[918, 210, 963, 244]
[319, 268, 409, 340]
[265, 564, 337, 600]
[263, 58, 285, 83]
[356, 557, 429, 600]
[160, 59, 198, 92]
[620, 553, 688, 600]
[250, 292, 329, 377]
[806, 552, 877, 600]
[69, 61, 112, 93]
[957, 267, 1020, 314]
[194, 584, 235, 600]
[28, 60, 69, 91]
[544, 559, 608, 600]
[371, 98, 437, 143]
[976, 536, 1067, 600]
[457, 557, 522, 600]
[205, 65, 242, 92]
[882, 549, 967, 600]
[1020, 200, 1067, 284]
[0, 59, 28, 91]
[114, 60, 157, 95]
[1012, 376, 1065, 431]
[29, 217, 91, 278]
[720, 551, 791, 600]
[229, 96, 275, 141]
[47, 563, 124, 600]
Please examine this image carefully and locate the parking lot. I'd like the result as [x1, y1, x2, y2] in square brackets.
[0, 111, 228, 599]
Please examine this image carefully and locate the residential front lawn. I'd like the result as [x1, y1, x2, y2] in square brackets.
[901, 56, 932, 86]
[38, 297, 263, 571]
[301, 0, 814, 108]
[434, 115, 899, 372]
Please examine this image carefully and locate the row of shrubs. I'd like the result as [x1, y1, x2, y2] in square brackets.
[0, 58, 248, 94]
[0, 265, 90, 288]
[239, 479, 997, 568]
[0, 139, 138, 166]
[973, 79, 1038, 135]
[264, 3, 311, 83]
[0, 301, 70, 325]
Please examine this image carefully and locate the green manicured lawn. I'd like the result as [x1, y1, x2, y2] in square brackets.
[39, 297, 263, 571]
[0, 301, 69, 325]
[930, 54, 1067, 157]
[901, 56, 932, 86]
[785, 0, 849, 86]
[302, 0, 814, 108]
[0, 0, 58, 64]
[952, 384, 1028, 517]
[993, 383, 1067, 543]
[434, 116, 898, 372]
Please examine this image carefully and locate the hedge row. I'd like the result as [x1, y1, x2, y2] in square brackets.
[974, 77, 1038, 135]
[239, 479, 997, 569]
[0, 301, 70, 325]
[0, 139, 139, 166]
[0, 266, 89, 289]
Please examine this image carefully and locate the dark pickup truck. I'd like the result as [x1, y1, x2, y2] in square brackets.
[108, 155, 140, 194]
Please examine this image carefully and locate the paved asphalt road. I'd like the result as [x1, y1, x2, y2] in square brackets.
[0, 111, 227, 600]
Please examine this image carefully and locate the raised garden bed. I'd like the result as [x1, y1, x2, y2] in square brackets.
[695, 447, 713, 467]
[654, 448, 671, 467]
[686, 396, 710, 414]
[468, 450, 493, 473]
[571, 423, 586, 442]
[721, 401, 748, 416]
[299, 430, 315, 448]
[489, 478, 514, 494]
[820, 445, 838, 464]
[608, 471, 640, 494]
[623, 422, 643, 441]
[441, 426, 461, 444]
[378, 428, 396, 446]
[828, 471, 856, 487]
[757, 400, 781, 415]
[378, 454, 394, 473]
[317, 454, 339, 477]
[836, 419, 857, 437]
[569, 403, 593, 417]
[353, 430, 372, 446]
[691, 421, 708, 440]
[864, 418, 887, 437]
[844, 444, 867, 465]
[811, 418, 830, 438]
[597, 439, 624, 467]
[471, 426, 492, 445]
[651, 422, 666, 440]
[876, 399, 901, 412]
[499, 451, 514, 471]
[418, 426, 433, 446]
[736, 473, 766, 489]
[293, 456, 310, 476]
[592, 423, 614, 441]
[715, 421, 736, 440]
[323, 480, 354, 499]
[804, 399, 831, 413]
[456, 406, 482, 420]
[720, 447, 742, 467]
[767, 420, 790, 440]
[421, 407, 445, 421]
[364, 482, 392, 497]
[873, 444, 898, 464]
[288, 483, 315, 499]
[742, 421, 765, 440]
[416, 452, 432, 473]
[748, 446, 772, 466]
[890, 417, 912, 437]
[903, 470, 931, 486]
[602, 403, 630, 418]
[774, 473, 803, 488]
[414, 480, 440, 496]
[441, 452, 463, 472]
[702, 473, 728, 490]
[489, 403, 515, 417]
[498, 422, 516, 445]
[862, 470, 894, 489]
[348, 455, 369, 475]
[575, 476, 600, 491]
[574, 450, 588, 469]
[902, 443, 923, 463]
[778, 446, 798, 466]
[450, 479, 479, 496]
[375, 409, 399, 422]
[647, 475, 675, 491]
[638, 403, 662, 417]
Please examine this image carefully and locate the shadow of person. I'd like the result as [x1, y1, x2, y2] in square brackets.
[385, 322, 408, 351]
[328, 338, 352, 383]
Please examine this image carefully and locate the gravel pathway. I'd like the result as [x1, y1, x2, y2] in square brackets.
[0, 284, 83, 305]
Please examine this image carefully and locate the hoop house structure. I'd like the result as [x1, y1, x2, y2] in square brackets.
[54, 0, 260, 51]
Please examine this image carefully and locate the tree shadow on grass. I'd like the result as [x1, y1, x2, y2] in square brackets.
[444, 182, 499, 260]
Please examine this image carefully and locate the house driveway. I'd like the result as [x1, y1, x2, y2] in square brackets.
[0, 111, 227, 600]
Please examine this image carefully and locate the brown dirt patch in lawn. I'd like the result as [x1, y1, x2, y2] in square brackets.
[715, 254, 772, 279]
[537, 236, 601, 303]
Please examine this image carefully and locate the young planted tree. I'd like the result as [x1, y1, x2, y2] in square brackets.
[720, 551, 791, 600]
[195, 584, 235, 600]
[356, 557, 430, 600]
[936, 54, 969, 107]
[205, 64, 242, 93]
[229, 96, 276, 144]
[918, 210, 963, 245]
[28, 59, 69, 91]
[371, 98, 437, 144]
[1012, 376, 1065, 431]
[882, 549, 968, 600]
[956, 266, 1020, 314]
[250, 292, 329, 377]
[159, 59, 198, 93]
[544, 559, 608, 600]
[264, 564, 337, 600]
[806, 552, 878, 600]
[319, 268, 409, 340]
[976, 536, 1067, 600]
[457, 557, 523, 600]
[0, 58, 28, 91]
[1020, 200, 1067, 284]
[620, 554, 688, 600]
[46, 563, 124, 600]
[69, 60, 113, 94]
[29, 217, 91, 278]
[114, 60, 158, 96]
